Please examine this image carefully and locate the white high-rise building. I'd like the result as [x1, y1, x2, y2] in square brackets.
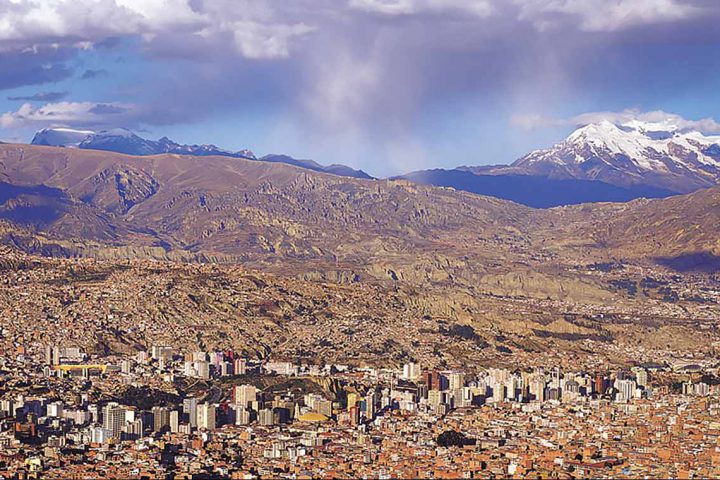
[234, 358, 247, 375]
[46, 401, 63, 418]
[448, 372, 465, 391]
[151, 346, 173, 361]
[102, 402, 126, 440]
[616, 379, 637, 402]
[402, 363, 421, 380]
[234, 385, 258, 407]
[195, 361, 210, 379]
[235, 406, 251, 425]
[197, 403, 216, 431]
[170, 410, 180, 432]
[633, 368, 649, 388]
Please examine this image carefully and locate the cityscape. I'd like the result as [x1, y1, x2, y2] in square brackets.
[3, 341, 720, 478]
[2, 0, 720, 478]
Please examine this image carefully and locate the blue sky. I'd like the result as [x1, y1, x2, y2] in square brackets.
[1, 0, 719, 177]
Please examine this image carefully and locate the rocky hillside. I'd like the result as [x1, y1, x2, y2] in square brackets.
[0, 142, 718, 286]
[1, 143, 718, 366]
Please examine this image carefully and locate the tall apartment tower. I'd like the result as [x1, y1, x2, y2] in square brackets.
[102, 403, 126, 440]
[196, 403, 216, 431]
[183, 397, 198, 428]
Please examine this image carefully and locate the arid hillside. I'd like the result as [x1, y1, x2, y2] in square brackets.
[1, 142, 718, 307]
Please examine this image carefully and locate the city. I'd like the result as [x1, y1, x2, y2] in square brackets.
[2, 1, 720, 478]
[2, 341, 720, 478]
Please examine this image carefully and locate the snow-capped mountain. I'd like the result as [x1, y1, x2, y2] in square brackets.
[78, 128, 161, 155]
[32, 127, 257, 159]
[395, 120, 720, 207]
[28, 127, 372, 179]
[508, 120, 720, 193]
[31, 127, 95, 147]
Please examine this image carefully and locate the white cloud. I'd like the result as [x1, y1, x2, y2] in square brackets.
[348, 0, 494, 17]
[511, 109, 720, 133]
[0, 101, 137, 128]
[232, 22, 315, 59]
[516, 0, 700, 32]
[349, 0, 700, 30]
[0, 0, 314, 60]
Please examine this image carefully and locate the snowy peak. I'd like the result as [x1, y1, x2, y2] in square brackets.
[31, 127, 95, 147]
[79, 128, 157, 155]
[512, 121, 720, 193]
[28, 127, 371, 179]
[30, 127, 255, 159]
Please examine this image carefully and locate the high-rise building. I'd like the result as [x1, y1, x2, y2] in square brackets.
[234, 385, 258, 407]
[151, 346, 173, 362]
[695, 382, 710, 396]
[364, 388, 378, 420]
[46, 401, 63, 418]
[402, 363, 421, 380]
[234, 358, 247, 375]
[102, 403, 126, 440]
[594, 374, 608, 396]
[616, 379, 637, 402]
[169, 410, 180, 433]
[192, 351, 208, 362]
[492, 383, 506, 403]
[422, 371, 448, 391]
[235, 406, 251, 425]
[428, 390, 443, 408]
[183, 361, 196, 377]
[152, 406, 170, 432]
[91, 426, 112, 444]
[258, 408, 274, 426]
[529, 378, 546, 402]
[448, 372, 465, 391]
[195, 361, 210, 379]
[633, 368, 649, 388]
[315, 399, 332, 418]
[183, 397, 198, 428]
[197, 403, 216, 431]
[120, 360, 132, 374]
[123, 418, 143, 440]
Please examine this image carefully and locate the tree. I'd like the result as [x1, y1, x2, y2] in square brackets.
[436, 430, 475, 447]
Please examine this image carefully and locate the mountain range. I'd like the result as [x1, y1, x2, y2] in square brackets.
[31, 127, 373, 180]
[0, 138, 718, 359]
[398, 120, 720, 207]
[25, 120, 720, 208]
[0, 141, 717, 270]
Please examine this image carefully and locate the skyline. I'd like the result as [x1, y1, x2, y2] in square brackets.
[1, 0, 720, 176]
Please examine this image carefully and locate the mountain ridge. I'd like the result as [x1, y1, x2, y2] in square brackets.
[0, 142, 717, 273]
[30, 127, 372, 180]
[396, 120, 720, 206]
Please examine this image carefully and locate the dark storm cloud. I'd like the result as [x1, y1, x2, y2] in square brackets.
[0, 49, 74, 90]
[81, 69, 109, 80]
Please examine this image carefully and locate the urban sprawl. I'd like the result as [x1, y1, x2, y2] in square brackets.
[1, 345, 720, 478]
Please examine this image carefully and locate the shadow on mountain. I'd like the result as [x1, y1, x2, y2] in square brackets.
[396, 170, 676, 208]
[656, 253, 720, 273]
[0, 182, 68, 226]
